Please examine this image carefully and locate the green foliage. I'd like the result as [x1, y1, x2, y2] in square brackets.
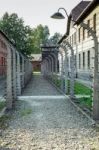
[32, 24, 50, 53]
[79, 97, 92, 110]
[74, 81, 92, 95]
[0, 13, 50, 55]
[0, 12, 63, 55]
[0, 12, 34, 55]
[50, 32, 62, 45]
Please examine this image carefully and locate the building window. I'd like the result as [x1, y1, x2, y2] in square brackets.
[83, 52, 85, 68]
[74, 32, 76, 45]
[78, 28, 81, 42]
[87, 50, 90, 69]
[72, 34, 73, 46]
[87, 19, 90, 37]
[83, 27, 85, 40]
[93, 14, 96, 31]
[79, 54, 81, 69]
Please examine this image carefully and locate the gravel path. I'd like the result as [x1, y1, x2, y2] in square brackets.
[0, 74, 99, 150]
[22, 74, 61, 96]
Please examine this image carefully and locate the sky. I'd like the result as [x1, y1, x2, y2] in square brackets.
[0, 0, 89, 36]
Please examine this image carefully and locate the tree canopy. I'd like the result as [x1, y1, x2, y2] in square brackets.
[0, 12, 62, 56]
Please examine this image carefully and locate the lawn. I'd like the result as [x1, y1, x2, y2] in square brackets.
[53, 77, 92, 110]
[74, 81, 92, 95]
[78, 97, 92, 110]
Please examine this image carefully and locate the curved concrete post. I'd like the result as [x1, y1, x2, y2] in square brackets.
[12, 47, 17, 102]
[42, 60, 46, 76]
[59, 51, 64, 91]
[48, 55, 54, 75]
[16, 51, 21, 96]
[66, 41, 75, 99]
[59, 44, 68, 94]
[50, 53, 58, 74]
[80, 22, 99, 121]
[6, 44, 13, 110]
[41, 61, 45, 75]
[46, 57, 51, 76]
[45, 59, 49, 75]
[21, 55, 25, 89]
[44, 59, 47, 76]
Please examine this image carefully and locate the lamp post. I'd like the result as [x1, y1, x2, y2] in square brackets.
[51, 8, 75, 98]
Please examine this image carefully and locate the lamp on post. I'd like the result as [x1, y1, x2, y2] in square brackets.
[51, 7, 99, 121]
[51, 7, 68, 19]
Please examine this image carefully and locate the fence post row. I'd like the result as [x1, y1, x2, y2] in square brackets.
[6, 44, 13, 110]
[6, 43, 33, 110]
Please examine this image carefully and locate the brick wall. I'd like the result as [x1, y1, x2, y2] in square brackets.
[0, 33, 7, 77]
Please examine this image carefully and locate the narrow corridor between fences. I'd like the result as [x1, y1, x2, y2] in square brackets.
[0, 73, 99, 150]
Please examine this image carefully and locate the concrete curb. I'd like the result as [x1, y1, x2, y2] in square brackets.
[47, 78, 97, 126]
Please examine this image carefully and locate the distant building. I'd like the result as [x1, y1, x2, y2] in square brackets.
[31, 54, 42, 71]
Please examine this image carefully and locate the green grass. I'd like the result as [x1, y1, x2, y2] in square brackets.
[52, 77, 92, 110]
[52, 77, 92, 96]
[0, 101, 5, 111]
[78, 97, 92, 110]
[20, 108, 32, 117]
[67, 80, 91, 95]
[74, 81, 92, 95]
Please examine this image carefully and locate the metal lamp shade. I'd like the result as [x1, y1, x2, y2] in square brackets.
[51, 12, 65, 19]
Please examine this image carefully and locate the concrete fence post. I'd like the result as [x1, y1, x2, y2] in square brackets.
[16, 52, 21, 95]
[59, 51, 64, 91]
[6, 45, 13, 110]
[21, 55, 25, 89]
[12, 47, 17, 102]
[66, 41, 75, 99]
[59, 45, 68, 94]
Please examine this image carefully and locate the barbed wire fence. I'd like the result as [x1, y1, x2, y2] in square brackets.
[0, 41, 33, 113]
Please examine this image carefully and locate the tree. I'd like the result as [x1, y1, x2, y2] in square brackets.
[32, 24, 50, 53]
[50, 32, 62, 45]
[0, 12, 33, 55]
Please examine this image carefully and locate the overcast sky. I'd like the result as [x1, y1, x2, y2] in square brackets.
[0, 0, 90, 36]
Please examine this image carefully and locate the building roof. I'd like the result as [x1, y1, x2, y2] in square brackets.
[76, 0, 99, 24]
[0, 30, 14, 46]
[31, 54, 42, 61]
[58, 0, 91, 44]
[71, 1, 91, 21]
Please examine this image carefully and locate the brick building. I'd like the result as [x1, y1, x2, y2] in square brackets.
[0, 31, 7, 78]
[31, 54, 42, 71]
